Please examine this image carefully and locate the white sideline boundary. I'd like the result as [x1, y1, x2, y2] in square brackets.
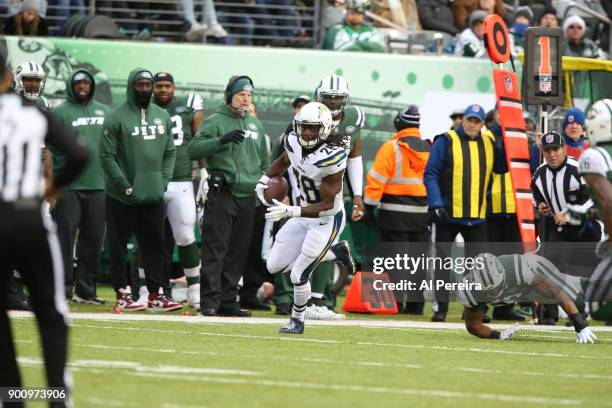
[9, 311, 612, 332]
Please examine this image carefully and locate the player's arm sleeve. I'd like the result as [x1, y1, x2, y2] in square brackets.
[189, 93, 204, 111]
[530, 173, 546, 207]
[423, 136, 448, 208]
[100, 114, 131, 192]
[364, 142, 393, 206]
[43, 110, 88, 189]
[347, 156, 363, 197]
[162, 117, 177, 188]
[187, 119, 224, 160]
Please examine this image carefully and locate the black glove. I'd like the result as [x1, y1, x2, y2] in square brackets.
[220, 129, 245, 145]
[362, 204, 376, 227]
[430, 206, 449, 224]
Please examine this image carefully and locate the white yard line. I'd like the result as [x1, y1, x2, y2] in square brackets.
[10, 310, 612, 332]
[17, 356, 260, 376]
[17, 356, 586, 405]
[132, 372, 584, 406]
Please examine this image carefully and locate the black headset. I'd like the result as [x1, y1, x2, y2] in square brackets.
[224, 75, 254, 105]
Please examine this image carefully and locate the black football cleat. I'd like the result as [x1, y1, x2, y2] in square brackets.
[279, 317, 304, 334]
[330, 240, 356, 274]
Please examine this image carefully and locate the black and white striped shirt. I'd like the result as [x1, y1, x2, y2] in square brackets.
[531, 155, 593, 214]
[0, 94, 87, 203]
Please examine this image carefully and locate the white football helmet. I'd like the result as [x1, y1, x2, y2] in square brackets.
[586, 99, 612, 146]
[13, 61, 46, 101]
[293, 102, 334, 148]
[315, 74, 349, 117]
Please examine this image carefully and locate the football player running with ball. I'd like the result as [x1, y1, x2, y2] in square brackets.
[256, 102, 356, 334]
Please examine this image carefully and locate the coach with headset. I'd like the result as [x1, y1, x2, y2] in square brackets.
[188, 75, 269, 317]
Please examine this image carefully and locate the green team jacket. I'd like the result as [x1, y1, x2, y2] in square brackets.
[322, 21, 385, 52]
[52, 69, 110, 190]
[100, 68, 176, 205]
[187, 103, 269, 198]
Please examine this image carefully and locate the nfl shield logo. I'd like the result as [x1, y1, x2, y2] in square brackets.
[504, 76, 513, 92]
[545, 133, 554, 144]
[539, 75, 552, 93]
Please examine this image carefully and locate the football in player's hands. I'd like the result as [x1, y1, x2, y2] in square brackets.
[264, 176, 288, 205]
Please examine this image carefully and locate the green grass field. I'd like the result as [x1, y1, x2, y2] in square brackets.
[8, 285, 612, 408]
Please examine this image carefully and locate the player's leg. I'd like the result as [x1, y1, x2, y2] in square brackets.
[135, 202, 181, 311]
[49, 189, 81, 299]
[17, 216, 72, 404]
[73, 190, 106, 303]
[0, 257, 22, 392]
[105, 195, 143, 310]
[165, 182, 201, 308]
[281, 211, 344, 333]
[266, 218, 307, 275]
[585, 254, 612, 303]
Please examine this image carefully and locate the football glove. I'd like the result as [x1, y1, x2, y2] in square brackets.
[500, 325, 519, 340]
[430, 206, 449, 224]
[220, 129, 245, 145]
[255, 175, 272, 207]
[576, 327, 597, 344]
[196, 168, 209, 207]
[265, 199, 301, 221]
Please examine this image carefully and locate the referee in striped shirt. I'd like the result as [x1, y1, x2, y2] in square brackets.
[0, 52, 88, 407]
[531, 131, 603, 324]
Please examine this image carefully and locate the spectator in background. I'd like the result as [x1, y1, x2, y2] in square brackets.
[181, 0, 228, 41]
[100, 68, 179, 312]
[372, 0, 421, 31]
[252, 0, 299, 44]
[416, 0, 457, 36]
[3, 0, 48, 35]
[322, 0, 386, 52]
[454, 10, 486, 57]
[452, 0, 509, 31]
[187, 75, 270, 317]
[321, 0, 346, 33]
[50, 69, 109, 305]
[530, 108, 591, 172]
[509, 6, 532, 54]
[449, 108, 463, 130]
[563, 15, 604, 58]
[46, 0, 85, 32]
[537, 7, 559, 28]
[216, 0, 255, 45]
[364, 105, 430, 315]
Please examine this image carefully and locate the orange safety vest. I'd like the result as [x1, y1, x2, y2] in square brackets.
[364, 127, 430, 214]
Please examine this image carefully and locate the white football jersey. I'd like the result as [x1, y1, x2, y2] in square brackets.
[578, 146, 612, 178]
[284, 131, 348, 214]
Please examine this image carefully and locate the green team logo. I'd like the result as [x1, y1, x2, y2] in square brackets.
[72, 117, 104, 127]
[131, 125, 166, 139]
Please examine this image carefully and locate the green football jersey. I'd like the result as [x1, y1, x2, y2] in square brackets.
[36, 95, 50, 111]
[459, 254, 582, 307]
[578, 145, 612, 220]
[159, 93, 203, 181]
[331, 104, 364, 151]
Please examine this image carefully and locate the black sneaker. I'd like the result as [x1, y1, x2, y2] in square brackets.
[275, 303, 290, 315]
[218, 305, 252, 317]
[240, 298, 271, 311]
[6, 296, 30, 311]
[431, 311, 446, 322]
[279, 317, 304, 334]
[330, 240, 356, 274]
[73, 295, 106, 305]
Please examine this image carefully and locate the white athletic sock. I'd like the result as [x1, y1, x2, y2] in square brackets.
[311, 292, 323, 299]
[138, 268, 145, 279]
[184, 266, 200, 279]
[291, 281, 311, 322]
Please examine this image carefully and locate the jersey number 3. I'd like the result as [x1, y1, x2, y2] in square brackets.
[171, 115, 184, 146]
[293, 168, 320, 204]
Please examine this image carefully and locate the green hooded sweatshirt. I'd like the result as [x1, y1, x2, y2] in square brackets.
[187, 103, 269, 198]
[52, 69, 110, 190]
[100, 68, 176, 205]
